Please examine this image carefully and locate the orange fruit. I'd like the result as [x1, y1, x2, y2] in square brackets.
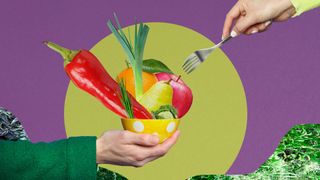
[117, 68, 157, 98]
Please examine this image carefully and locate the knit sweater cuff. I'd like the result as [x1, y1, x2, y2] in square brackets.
[67, 136, 97, 180]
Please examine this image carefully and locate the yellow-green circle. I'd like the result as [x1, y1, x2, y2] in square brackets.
[64, 23, 247, 179]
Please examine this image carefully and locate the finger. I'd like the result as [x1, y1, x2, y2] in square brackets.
[161, 130, 180, 147]
[125, 132, 160, 147]
[134, 155, 159, 167]
[149, 130, 180, 157]
[222, 2, 241, 40]
[244, 21, 272, 35]
[274, 8, 296, 21]
[233, 14, 257, 35]
[131, 131, 181, 167]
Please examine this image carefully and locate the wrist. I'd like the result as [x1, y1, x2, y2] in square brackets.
[269, 0, 296, 19]
[96, 138, 103, 164]
[268, 0, 293, 14]
[280, 0, 294, 9]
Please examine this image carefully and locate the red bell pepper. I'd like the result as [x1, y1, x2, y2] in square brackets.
[45, 41, 152, 119]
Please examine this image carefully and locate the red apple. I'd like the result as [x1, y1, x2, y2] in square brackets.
[155, 72, 193, 118]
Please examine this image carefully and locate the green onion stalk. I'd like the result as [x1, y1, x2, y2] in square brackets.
[107, 14, 149, 101]
[118, 79, 134, 119]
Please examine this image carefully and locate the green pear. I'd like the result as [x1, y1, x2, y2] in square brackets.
[139, 81, 173, 112]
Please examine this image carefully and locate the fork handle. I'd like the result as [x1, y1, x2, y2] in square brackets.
[200, 35, 233, 52]
[217, 35, 232, 47]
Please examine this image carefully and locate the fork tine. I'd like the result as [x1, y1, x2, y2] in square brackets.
[184, 60, 201, 73]
[182, 54, 197, 68]
[186, 61, 201, 74]
[182, 59, 195, 70]
[182, 58, 191, 68]
[184, 54, 200, 66]
[183, 58, 198, 71]
[183, 55, 199, 69]
[187, 65, 199, 74]
[183, 59, 199, 72]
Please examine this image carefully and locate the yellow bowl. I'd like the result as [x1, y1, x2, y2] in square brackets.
[121, 118, 180, 143]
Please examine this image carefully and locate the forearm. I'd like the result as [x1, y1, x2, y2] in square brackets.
[290, 0, 320, 16]
[0, 137, 96, 180]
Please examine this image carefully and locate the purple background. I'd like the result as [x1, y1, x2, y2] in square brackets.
[0, 0, 319, 174]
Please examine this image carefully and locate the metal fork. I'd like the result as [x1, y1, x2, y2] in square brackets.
[182, 35, 233, 74]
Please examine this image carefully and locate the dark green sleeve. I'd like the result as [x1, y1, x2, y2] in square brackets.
[0, 136, 97, 180]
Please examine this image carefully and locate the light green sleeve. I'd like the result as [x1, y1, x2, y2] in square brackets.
[290, 0, 320, 16]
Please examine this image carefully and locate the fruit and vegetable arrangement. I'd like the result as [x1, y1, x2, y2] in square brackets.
[108, 15, 193, 120]
[45, 15, 193, 141]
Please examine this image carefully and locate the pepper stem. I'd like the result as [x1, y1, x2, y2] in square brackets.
[44, 41, 79, 66]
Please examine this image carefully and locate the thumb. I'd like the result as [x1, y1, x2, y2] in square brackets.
[130, 133, 160, 147]
[233, 15, 257, 35]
